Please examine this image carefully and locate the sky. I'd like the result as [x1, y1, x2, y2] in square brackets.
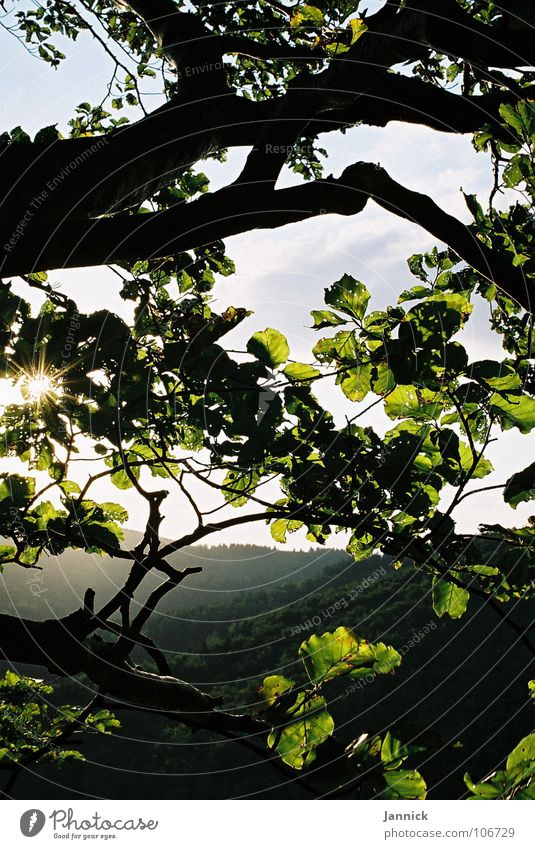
[0, 2, 532, 550]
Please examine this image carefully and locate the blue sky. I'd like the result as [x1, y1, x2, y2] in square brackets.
[1, 5, 531, 548]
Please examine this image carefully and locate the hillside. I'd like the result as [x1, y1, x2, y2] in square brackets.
[0, 532, 351, 620]
[4, 548, 535, 801]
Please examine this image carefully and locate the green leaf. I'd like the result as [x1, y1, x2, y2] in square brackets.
[325, 41, 350, 55]
[499, 103, 526, 136]
[348, 18, 368, 44]
[299, 626, 401, 684]
[407, 254, 428, 281]
[59, 480, 81, 495]
[313, 329, 358, 364]
[290, 4, 324, 27]
[347, 530, 375, 562]
[0, 474, 35, 504]
[260, 675, 294, 707]
[339, 363, 372, 402]
[381, 731, 406, 770]
[490, 392, 535, 434]
[222, 469, 260, 507]
[99, 502, 129, 523]
[382, 768, 427, 800]
[432, 576, 469, 619]
[504, 462, 535, 509]
[283, 362, 320, 382]
[464, 771, 506, 799]
[401, 292, 472, 347]
[87, 708, 121, 733]
[0, 545, 16, 562]
[325, 274, 370, 320]
[506, 733, 535, 770]
[10, 126, 31, 144]
[469, 360, 521, 391]
[458, 443, 493, 479]
[398, 285, 430, 303]
[34, 124, 61, 143]
[110, 468, 135, 490]
[373, 363, 396, 395]
[2, 670, 21, 688]
[464, 192, 485, 224]
[517, 101, 535, 136]
[384, 385, 444, 421]
[270, 517, 304, 543]
[310, 309, 347, 329]
[247, 328, 289, 368]
[503, 155, 529, 189]
[267, 694, 334, 769]
[381, 731, 425, 770]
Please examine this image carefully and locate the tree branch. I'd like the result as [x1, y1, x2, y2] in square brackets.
[3, 162, 530, 310]
[404, 0, 535, 69]
[316, 77, 535, 138]
[0, 606, 265, 737]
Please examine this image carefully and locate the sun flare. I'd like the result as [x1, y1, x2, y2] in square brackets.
[21, 373, 56, 402]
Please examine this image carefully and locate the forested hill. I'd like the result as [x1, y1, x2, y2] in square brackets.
[5, 537, 534, 801]
[0, 531, 353, 619]
[7, 555, 535, 801]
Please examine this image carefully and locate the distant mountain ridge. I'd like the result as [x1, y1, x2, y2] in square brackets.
[0, 530, 353, 620]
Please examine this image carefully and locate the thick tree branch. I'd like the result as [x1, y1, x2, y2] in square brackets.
[317, 77, 535, 138]
[3, 162, 530, 310]
[0, 94, 263, 223]
[3, 0, 530, 230]
[403, 0, 535, 69]
[124, 0, 230, 98]
[0, 605, 265, 737]
[123, 0, 207, 64]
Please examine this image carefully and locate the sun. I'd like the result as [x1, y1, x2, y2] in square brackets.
[25, 375, 53, 400]
[20, 372, 57, 402]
